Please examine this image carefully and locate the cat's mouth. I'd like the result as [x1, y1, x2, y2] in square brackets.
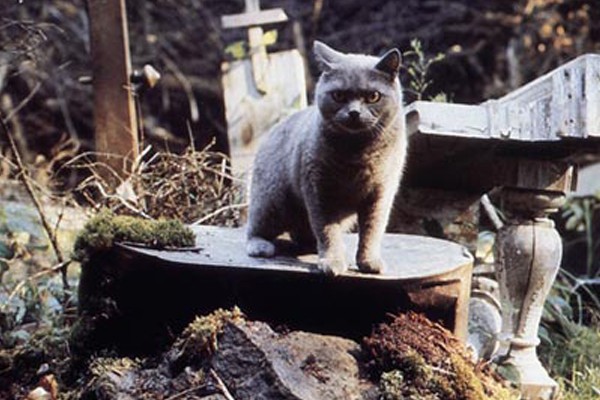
[334, 118, 377, 133]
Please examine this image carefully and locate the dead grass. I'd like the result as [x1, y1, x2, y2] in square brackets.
[67, 145, 246, 227]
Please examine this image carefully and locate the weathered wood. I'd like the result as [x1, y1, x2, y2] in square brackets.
[221, 0, 302, 175]
[221, 9, 288, 29]
[78, 225, 473, 353]
[88, 0, 138, 181]
[402, 135, 576, 192]
[406, 102, 488, 139]
[222, 50, 307, 175]
[133, 225, 472, 281]
[512, 159, 574, 192]
[486, 55, 600, 140]
[407, 54, 600, 141]
[222, 0, 289, 94]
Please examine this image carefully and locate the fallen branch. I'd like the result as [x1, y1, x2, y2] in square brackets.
[1, 82, 42, 124]
[0, 112, 70, 291]
[192, 202, 248, 225]
[164, 384, 210, 400]
[210, 369, 236, 400]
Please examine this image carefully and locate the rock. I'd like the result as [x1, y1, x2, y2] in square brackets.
[211, 320, 378, 400]
[467, 276, 502, 361]
[77, 314, 377, 400]
[468, 294, 502, 361]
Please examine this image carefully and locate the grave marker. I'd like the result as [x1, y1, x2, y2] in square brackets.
[221, 0, 307, 176]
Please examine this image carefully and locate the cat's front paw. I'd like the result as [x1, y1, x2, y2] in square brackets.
[247, 237, 276, 257]
[319, 256, 348, 276]
[357, 257, 386, 274]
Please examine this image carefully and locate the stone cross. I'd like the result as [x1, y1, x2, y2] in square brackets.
[221, 0, 288, 93]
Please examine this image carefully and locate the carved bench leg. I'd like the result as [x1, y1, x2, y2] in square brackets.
[494, 189, 565, 400]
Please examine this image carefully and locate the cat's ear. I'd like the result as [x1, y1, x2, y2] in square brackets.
[313, 41, 344, 71]
[375, 49, 402, 78]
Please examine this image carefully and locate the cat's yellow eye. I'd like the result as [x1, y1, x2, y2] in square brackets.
[331, 91, 346, 103]
[364, 91, 381, 103]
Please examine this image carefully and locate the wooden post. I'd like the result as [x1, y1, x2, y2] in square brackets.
[245, 0, 268, 94]
[88, 0, 139, 183]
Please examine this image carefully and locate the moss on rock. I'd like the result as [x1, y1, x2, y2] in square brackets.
[73, 210, 195, 262]
[169, 307, 244, 372]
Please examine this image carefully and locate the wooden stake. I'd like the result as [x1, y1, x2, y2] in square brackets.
[88, 0, 139, 183]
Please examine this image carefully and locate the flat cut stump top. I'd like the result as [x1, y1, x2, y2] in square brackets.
[120, 225, 473, 281]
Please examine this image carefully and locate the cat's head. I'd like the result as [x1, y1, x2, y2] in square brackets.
[313, 41, 403, 136]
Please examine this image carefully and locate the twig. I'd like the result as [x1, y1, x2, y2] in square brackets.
[0, 112, 70, 290]
[162, 53, 199, 122]
[4, 260, 71, 306]
[1, 82, 42, 124]
[481, 194, 504, 230]
[210, 369, 235, 400]
[192, 202, 247, 225]
[164, 384, 210, 400]
[90, 180, 152, 219]
[51, 205, 65, 243]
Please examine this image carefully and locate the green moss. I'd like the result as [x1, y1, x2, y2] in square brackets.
[169, 307, 244, 371]
[447, 353, 487, 400]
[73, 210, 195, 262]
[380, 370, 404, 400]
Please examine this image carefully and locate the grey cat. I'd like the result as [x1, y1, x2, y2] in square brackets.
[246, 41, 407, 276]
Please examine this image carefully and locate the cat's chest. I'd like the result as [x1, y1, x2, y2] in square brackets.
[318, 153, 389, 196]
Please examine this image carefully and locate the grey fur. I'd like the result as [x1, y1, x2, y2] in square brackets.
[246, 41, 407, 275]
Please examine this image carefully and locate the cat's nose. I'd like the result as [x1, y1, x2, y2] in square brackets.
[348, 110, 360, 120]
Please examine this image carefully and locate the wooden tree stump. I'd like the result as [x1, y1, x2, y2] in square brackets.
[78, 225, 473, 354]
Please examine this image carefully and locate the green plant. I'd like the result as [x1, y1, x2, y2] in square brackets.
[402, 39, 447, 102]
[558, 366, 600, 400]
[561, 194, 600, 278]
[539, 193, 600, 398]
[550, 193, 600, 330]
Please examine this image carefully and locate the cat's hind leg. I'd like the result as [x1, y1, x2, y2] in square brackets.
[289, 216, 317, 253]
